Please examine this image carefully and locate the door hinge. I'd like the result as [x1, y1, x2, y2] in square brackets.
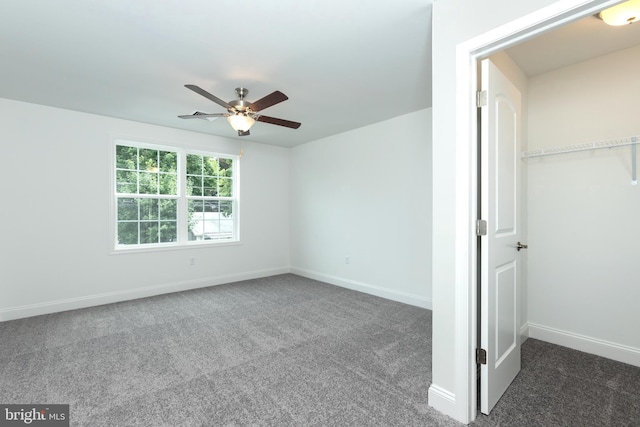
[476, 348, 487, 365]
[476, 90, 487, 107]
[476, 219, 487, 236]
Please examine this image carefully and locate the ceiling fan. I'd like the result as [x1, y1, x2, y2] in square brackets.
[179, 85, 301, 136]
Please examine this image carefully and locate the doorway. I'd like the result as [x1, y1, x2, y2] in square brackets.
[453, 0, 627, 422]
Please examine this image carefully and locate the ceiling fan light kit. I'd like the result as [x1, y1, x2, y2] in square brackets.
[179, 85, 301, 137]
[227, 112, 255, 132]
[598, 0, 640, 26]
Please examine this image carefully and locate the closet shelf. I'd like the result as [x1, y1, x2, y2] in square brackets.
[521, 136, 638, 158]
[521, 135, 639, 185]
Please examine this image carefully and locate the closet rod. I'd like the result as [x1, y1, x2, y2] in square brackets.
[521, 136, 638, 158]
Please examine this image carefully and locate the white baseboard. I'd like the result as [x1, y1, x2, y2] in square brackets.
[428, 384, 457, 420]
[289, 267, 432, 309]
[527, 322, 640, 368]
[0, 267, 289, 322]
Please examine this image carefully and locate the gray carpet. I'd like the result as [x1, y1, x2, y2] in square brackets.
[1, 274, 639, 426]
[0, 274, 454, 426]
[471, 338, 640, 427]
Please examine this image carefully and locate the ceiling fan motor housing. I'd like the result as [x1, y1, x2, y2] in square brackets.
[229, 88, 252, 114]
[228, 99, 252, 113]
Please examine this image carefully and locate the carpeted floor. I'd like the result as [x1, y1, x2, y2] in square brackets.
[1, 274, 639, 426]
[470, 338, 640, 427]
[0, 274, 452, 426]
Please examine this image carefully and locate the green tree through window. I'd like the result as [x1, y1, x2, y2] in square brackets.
[114, 142, 237, 249]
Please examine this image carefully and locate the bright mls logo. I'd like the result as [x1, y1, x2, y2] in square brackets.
[0, 405, 69, 426]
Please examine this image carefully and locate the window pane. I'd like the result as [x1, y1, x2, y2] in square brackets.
[205, 200, 219, 212]
[117, 198, 138, 221]
[203, 177, 217, 196]
[188, 199, 204, 213]
[159, 199, 177, 220]
[188, 200, 204, 241]
[139, 171, 158, 194]
[140, 198, 159, 220]
[218, 178, 232, 197]
[116, 145, 137, 170]
[188, 176, 202, 196]
[203, 214, 218, 234]
[159, 173, 177, 195]
[118, 222, 138, 245]
[186, 154, 202, 175]
[185, 176, 195, 196]
[219, 220, 234, 239]
[203, 156, 218, 176]
[140, 222, 159, 244]
[116, 170, 137, 193]
[139, 149, 158, 172]
[220, 201, 233, 218]
[198, 215, 233, 240]
[159, 221, 177, 242]
[219, 157, 233, 177]
[159, 151, 177, 172]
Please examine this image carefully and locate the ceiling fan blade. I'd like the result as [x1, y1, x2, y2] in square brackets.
[249, 91, 288, 112]
[256, 115, 301, 129]
[178, 112, 226, 119]
[185, 84, 232, 109]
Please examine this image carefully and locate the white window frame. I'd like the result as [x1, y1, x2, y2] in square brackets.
[112, 139, 240, 252]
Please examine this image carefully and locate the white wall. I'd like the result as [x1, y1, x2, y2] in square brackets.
[526, 44, 640, 365]
[290, 109, 432, 308]
[0, 98, 290, 321]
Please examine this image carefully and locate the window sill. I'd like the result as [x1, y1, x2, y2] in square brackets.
[109, 240, 242, 255]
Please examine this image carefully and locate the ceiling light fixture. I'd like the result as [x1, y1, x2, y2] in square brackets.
[179, 85, 301, 137]
[598, 0, 640, 26]
[226, 113, 255, 132]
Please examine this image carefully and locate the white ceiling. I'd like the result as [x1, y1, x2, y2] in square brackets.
[4, 2, 639, 148]
[505, 13, 640, 76]
[0, 0, 433, 147]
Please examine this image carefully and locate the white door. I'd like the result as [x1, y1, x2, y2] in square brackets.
[479, 58, 523, 414]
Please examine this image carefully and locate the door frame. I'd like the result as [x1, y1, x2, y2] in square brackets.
[452, 0, 622, 422]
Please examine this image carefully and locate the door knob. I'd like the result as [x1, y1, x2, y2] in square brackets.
[516, 242, 528, 251]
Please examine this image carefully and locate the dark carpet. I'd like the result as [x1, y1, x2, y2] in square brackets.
[1, 274, 639, 426]
[471, 338, 640, 427]
[0, 274, 453, 426]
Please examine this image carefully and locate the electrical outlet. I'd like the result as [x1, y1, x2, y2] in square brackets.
[345, 256, 350, 264]
[190, 258, 196, 266]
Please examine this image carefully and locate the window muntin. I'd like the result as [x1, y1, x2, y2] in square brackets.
[114, 142, 237, 250]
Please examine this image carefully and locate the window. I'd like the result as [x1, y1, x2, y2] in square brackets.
[114, 141, 238, 250]
[186, 153, 235, 241]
